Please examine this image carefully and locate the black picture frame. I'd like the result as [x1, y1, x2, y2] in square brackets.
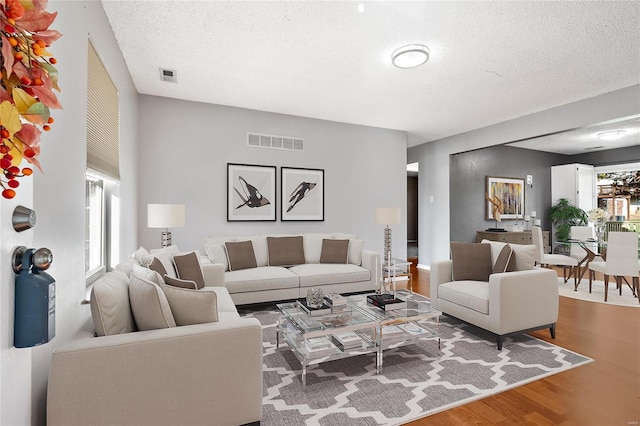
[281, 167, 324, 221]
[227, 163, 277, 221]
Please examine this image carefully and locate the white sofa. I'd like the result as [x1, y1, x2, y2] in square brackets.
[204, 233, 380, 305]
[430, 241, 559, 350]
[47, 262, 263, 426]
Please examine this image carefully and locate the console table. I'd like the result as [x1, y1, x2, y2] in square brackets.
[476, 230, 550, 253]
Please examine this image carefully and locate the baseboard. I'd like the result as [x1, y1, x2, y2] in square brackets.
[417, 263, 430, 270]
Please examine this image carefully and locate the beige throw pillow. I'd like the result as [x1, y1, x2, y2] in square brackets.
[319, 239, 349, 264]
[172, 251, 205, 289]
[507, 244, 536, 271]
[132, 263, 164, 285]
[163, 275, 198, 290]
[267, 236, 305, 266]
[128, 276, 176, 331]
[90, 271, 136, 336]
[225, 241, 258, 271]
[450, 242, 492, 281]
[161, 285, 218, 326]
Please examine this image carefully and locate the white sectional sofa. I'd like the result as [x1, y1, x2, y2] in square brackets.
[47, 257, 263, 426]
[204, 233, 380, 305]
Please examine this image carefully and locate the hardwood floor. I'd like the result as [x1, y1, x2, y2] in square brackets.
[405, 264, 640, 426]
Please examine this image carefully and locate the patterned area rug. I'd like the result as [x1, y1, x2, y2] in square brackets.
[243, 310, 592, 425]
[558, 277, 640, 307]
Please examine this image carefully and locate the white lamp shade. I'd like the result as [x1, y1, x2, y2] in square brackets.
[375, 207, 401, 225]
[147, 204, 185, 228]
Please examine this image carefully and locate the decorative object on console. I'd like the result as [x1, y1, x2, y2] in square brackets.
[281, 166, 324, 221]
[485, 176, 525, 223]
[147, 204, 185, 247]
[0, 1, 62, 199]
[227, 163, 276, 221]
[306, 287, 324, 309]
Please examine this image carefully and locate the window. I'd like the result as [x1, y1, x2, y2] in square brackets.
[86, 40, 120, 284]
[85, 174, 104, 281]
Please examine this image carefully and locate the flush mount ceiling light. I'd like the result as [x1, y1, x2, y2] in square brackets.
[597, 130, 627, 140]
[391, 44, 430, 68]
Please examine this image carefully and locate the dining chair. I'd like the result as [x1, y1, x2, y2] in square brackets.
[588, 232, 639, 303]
[532, 225, 578, 286]
[569, 226, 604, 283]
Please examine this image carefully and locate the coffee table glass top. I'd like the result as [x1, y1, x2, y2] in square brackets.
[347, 290, 440, 324]
[276, 302, 376, 336]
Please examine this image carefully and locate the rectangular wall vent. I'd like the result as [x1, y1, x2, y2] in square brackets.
[159, 68, 177, 83]
[247, 132, 304, 151]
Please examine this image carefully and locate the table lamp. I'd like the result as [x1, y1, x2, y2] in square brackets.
[147, 204, 185, 247]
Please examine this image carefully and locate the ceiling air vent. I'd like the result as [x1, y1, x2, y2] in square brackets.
[159, 68, 177, 83]
[247, 132, 304, 151]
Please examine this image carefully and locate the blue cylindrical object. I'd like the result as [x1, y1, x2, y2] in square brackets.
[14, 250, 55, 348]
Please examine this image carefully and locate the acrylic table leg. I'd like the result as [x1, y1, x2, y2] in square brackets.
[302, 363, 307, 389]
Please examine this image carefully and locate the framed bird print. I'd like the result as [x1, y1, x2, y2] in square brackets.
[485, 176, 525, 220]
[227, 163, 277, 221]
[281, 167, 324, 221]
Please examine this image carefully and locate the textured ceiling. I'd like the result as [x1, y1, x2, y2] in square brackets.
[101, 1, 640, 148]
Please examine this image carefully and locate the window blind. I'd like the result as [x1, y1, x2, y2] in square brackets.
[87, 41, 120, 180]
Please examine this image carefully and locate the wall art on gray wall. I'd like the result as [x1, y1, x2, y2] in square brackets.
[227, 163, 276, 221]
[281, 167, 324, 221]
[485, 176, 525, 220]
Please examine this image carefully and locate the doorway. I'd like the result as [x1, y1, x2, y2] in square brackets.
[407, 162, 419, 261]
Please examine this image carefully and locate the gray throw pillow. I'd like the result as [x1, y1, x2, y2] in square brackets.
[319, 239, 349, 264]
[492, 244, 513, 274]
[147, 257, 168, 277]
[163, 275, 198, 290]
[225, 240, 258, 271]
[450, 242, 492, 281]
[267, 236, 305, 266]
[172, 251, 205, 289]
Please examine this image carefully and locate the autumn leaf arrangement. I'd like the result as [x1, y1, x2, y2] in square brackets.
[0, 0, 61, 199]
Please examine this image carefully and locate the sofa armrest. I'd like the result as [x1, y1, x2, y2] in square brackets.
[361, 249, 380, 290]
[202, 262, 225, 287]
[488, 268, 559, 335]
[430, 260, 453, 309]
[47, 317, 263, 426]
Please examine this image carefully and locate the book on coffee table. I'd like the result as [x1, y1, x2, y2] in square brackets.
[297, 300, 331, 317]
[367, 293, 407, 311]
[332, 331, 363, 350]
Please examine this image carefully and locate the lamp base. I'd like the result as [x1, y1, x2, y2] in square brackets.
[161, 231, 172, 248]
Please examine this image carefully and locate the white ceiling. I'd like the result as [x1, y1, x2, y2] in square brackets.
[101, 1, 640, 148]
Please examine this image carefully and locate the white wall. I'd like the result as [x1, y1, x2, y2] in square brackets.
[0, 1, 139, 424]
[137, 96, 408, 260]
[408, 84, 640, 268]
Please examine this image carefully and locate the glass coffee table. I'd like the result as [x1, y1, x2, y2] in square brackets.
[276, 289, 441, 388]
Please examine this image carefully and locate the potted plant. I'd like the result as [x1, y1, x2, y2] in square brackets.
[549, 198, 587, 253]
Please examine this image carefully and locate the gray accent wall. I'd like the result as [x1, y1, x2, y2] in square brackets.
[450, 145, 567, 243]
[137, 95, 408, 259]
[408, 85, 640, 268]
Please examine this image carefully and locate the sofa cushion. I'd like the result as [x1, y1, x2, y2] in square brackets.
[132, 246, 149, 265]
[128, 276, 176, 331]
[290, 264, 370, 287]
[206, 235, 270, 269]
[267, 236, 305, 266]
[348, 239, 365, 266]
[161, 285, 218, 326]
[438, 280, 490, 315]
[225, 241, 258, 271]
[172, 251, 205, 289]
[205, 242, 229, 271]
[132, 263, 164, 285]
[163, 275, 198, 290]
[320, 239, 349, 264]
[224, 266, 299, 293]
[115, 257, 137, 276]
[507, 244, 536, 271]
[480, 239, 508, 268]
[90, 271, 136, 336]
[493, 245, 513, 274]
[450, 242, 492, 281]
